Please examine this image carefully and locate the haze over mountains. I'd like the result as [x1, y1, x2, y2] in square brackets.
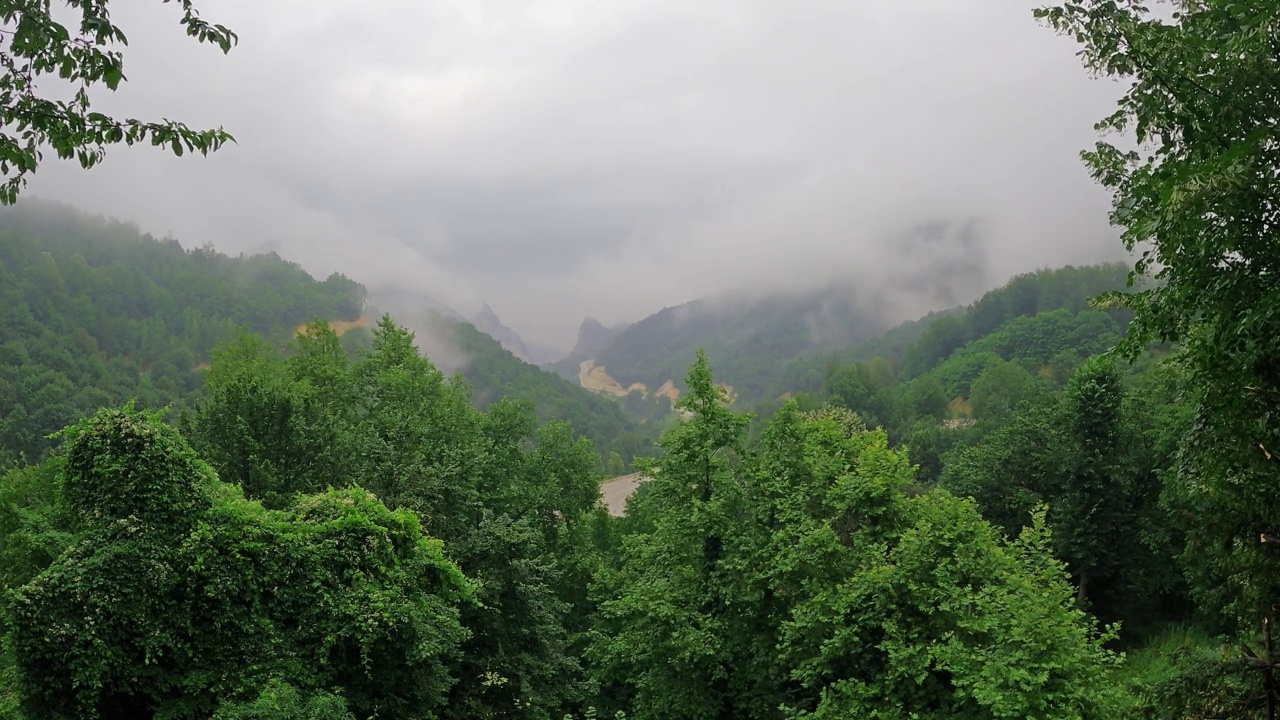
[359, 214, 1126, 418]
[25, 1, 1128, 350]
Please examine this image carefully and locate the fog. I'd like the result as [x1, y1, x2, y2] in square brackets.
[27, 0, 1126, 352]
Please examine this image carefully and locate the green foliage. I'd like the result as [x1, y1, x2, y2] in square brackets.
[0, 460, 70, 594]
[1038, 0, 1280, 634]
[590, 355, 1121, 719]
[824, 361, 898, 429]
[186, 317, 606, 720]
[969, 358, 1044, 425]
[561, 710, 626, 720]
[589, 350, 753, 720]
[0, 201, 365, 470]
[900, 265, 1131, 379]
[5, 405, 471, 720]
[806, 279, 1141, 504]
[0, 1, 236, 203]
[211, 679, 352, 720]
[757, 412, 1121, 719]
[57, 404, 213, 530]
[903, 375, 948, 420]
[1117, 627, 1266, 720]
[929, 310, 1122, 398]
[943, 358, 1188, 626]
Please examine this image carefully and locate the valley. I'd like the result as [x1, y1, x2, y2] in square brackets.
[0, 196, 1261, 720]
[2, 2, 1274, 715]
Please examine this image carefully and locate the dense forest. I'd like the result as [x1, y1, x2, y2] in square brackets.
[2, 0, 1279, 718]
[0, 202, 653, 473]
[0, 201, 365, 470]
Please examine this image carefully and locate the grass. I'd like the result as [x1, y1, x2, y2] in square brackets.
[1113, 622, 1265, 719]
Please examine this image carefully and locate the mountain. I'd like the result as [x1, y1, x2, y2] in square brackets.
[0, 200, 365, 468]
[558, 285, 891, 404]
[449, 318, 653, 463]
[364, 292, 653, 464]
[571, 317, 629, 359]
[548, 317, 631, 383]
[471, 307, 565, 366]
[774, 263, 1134, 398]
[557, 262, 1136, 412]
[368, 288, 562, 366]
[0, 201, 649, 470]
[470, 303, 567, 365]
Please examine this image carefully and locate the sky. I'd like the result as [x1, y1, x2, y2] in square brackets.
[29, 0, 1129, 351]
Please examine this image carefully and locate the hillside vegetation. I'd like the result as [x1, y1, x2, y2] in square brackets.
[0, 202, 650, 472]
[0, 201, 364, 468]
[450, 320, 654, 464]
[563, 287, 887, 402]
[775, 263, 1133, 397]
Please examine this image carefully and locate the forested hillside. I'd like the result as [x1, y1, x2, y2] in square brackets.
[562, 286, 888, 401]
[450, 320, 654, 464]
[558, 264, 1131, 413]
[750, 264, 1141, 486]
[0, 201, 364, 469]
[0, 202, 651, 472]
[775, 263, 1133, 398]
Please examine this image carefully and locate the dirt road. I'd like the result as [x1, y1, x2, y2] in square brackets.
[600, 473, 649, 517]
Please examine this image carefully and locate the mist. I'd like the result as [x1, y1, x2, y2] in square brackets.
[25, 0, 1125, 351]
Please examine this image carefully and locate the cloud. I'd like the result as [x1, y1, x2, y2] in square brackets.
[26, 0, 1126, 350]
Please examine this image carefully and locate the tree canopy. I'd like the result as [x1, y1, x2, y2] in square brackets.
[1039, 0, 1280, 639]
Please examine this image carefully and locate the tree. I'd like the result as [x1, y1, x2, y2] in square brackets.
[903, 375, 949, 421]
[5, 405, 471, 719]
[605, 451, 626, 477]
[0, 1, 237, 203]
[1056, 356, 1128, 605]
[968, 358, 1040, 425]
[1038, 0, 1280, 632]
[189, 318, 608, 720]
[588, 350, 752, 720]
[943, 357, 1186, 626]
[589, 355, 1121, 719]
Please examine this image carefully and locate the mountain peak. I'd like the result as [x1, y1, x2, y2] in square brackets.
[468, 305, 534, 363]
[571, 316, 627, 359]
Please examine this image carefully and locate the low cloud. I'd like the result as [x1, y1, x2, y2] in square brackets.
[27, 0, 1126, 350]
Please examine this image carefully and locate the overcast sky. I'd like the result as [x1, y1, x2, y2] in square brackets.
[29, 0, 1128, 350]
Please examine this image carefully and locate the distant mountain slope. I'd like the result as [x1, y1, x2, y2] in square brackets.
[0, 200, 365, 468]
[546, 317, 629, 382]
[450, 320, 653, 464]
[897, 263, 1133, 378]
[562, 263, 1134, 411]
[571, 317, 629, 359]
[472, 304, 530, 358]
[573, 287, 889, 402]
[776, 263, 1135, 397]
[0, 201, 651, 470]
[362, 296, 653, 465]
[369, 288, 563, 366]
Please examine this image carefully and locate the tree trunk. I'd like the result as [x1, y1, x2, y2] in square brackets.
[1075, 568, 1088, 605]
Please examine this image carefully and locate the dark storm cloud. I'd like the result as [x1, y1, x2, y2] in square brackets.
[28, 0, 1127, 349]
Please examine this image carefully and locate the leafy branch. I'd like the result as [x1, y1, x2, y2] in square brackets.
[0, 0, 236, 203]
